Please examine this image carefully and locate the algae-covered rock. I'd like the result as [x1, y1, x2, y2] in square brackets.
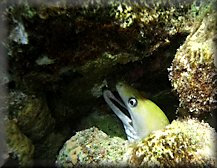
[169, 2, 217, 117]
[2, 0, 217, 166]
[56, 127, 129, 167]
[129, 118, 217, 167]
[57, 119, 217, 167]
[4, 0, 205, 124]
[4, 0, 211, 125]
[5, 119, 34, 167]
[8, 91, 55, 141]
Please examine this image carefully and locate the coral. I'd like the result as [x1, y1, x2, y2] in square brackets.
[5, 119, 34, 167]
[168, 3, 217, 117]
[5, 0, 204, 94]
[129, 118, 217, 167]
[3, 0, 216, 166]
[57, 119, 217, 167]
[8, 91, 55, 141]
[111, 3, 137, 28]
[4, 0, 205, 126]
[56, 127, 129, 167]
[110, 0, 195, 32]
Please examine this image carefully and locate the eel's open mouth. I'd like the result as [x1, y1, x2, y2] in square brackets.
[103, 90, 131, 120]
[109, 91, 131, 119]
[103, 89, 138, 141]
[103, 89, 132, 127]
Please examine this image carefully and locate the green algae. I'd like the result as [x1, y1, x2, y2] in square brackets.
[8, 91, 55, 142]
[5, 119, 35, 167]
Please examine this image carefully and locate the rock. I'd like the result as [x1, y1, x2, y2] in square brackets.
[2, 0, 216, 166]
[56, 127, 129, 167]
[57, 119, 217, 167]
[5, 119, 34, 167]
[8, 91, 55, 142]
[129, 118, 217, 167]
[169, 1, 217, 117]
[4, 0, 200, 123]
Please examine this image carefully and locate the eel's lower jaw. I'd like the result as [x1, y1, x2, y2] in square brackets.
[103, 90, 133, 119]
[103, 90, 135, 139]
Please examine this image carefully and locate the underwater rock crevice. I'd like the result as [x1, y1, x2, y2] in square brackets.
[2, 0, 217, 167]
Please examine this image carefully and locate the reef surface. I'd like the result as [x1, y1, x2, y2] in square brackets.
[0, 0, 216, 167]
[56, 118, 217, 167]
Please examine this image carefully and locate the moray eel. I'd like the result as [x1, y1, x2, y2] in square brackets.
[103, 82, 169, 141]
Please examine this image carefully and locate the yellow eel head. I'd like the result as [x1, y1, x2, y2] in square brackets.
[103, 82, 169, 141]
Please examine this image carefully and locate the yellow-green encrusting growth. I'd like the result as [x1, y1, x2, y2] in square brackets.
[56, 127, 129, 167]
[168, 2, 217, 117]
[5, 119, 35, 167]
[129, 118, 217, 167]
[110, 0, 199, 32]
[8, 91, 55, 141]
[56, 119, 217, 167]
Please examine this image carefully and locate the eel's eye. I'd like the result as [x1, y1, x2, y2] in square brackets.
[128, 97, 137, 107]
